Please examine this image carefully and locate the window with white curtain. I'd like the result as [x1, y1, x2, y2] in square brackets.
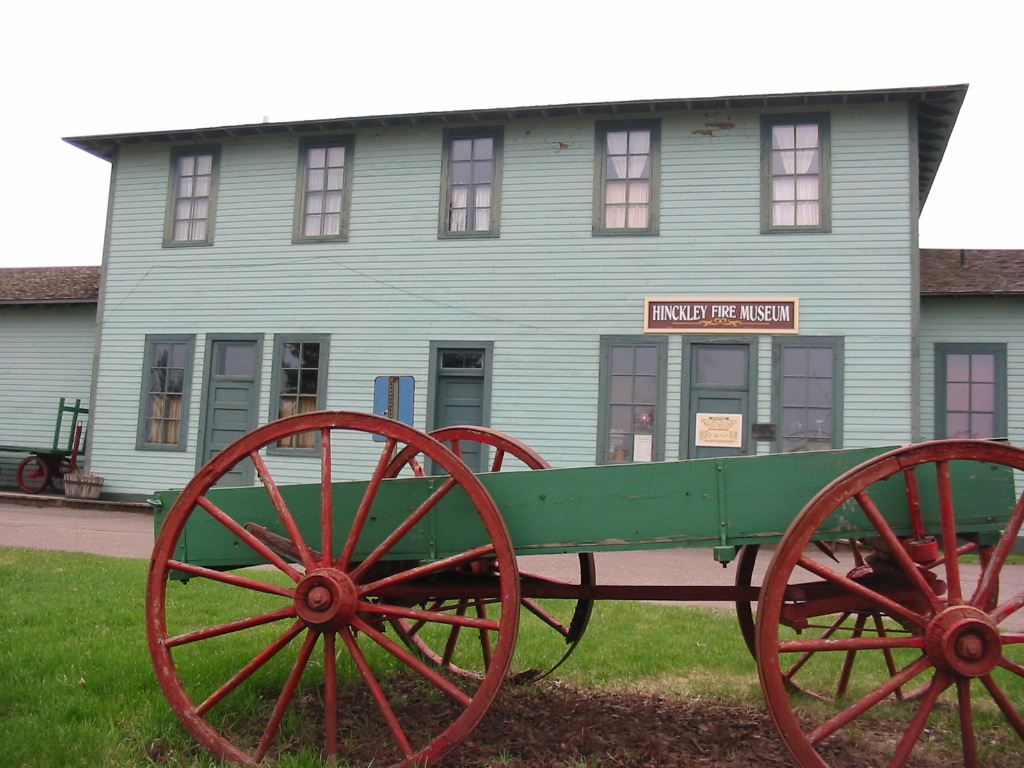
[595, 121, 659, 235]
[164, 147, 219, 246]
[270, 335, 329, 452]
[761, 114, 830, 232]
[137, 335, 195, 450]
[440, 128, 502, 238]
[294, 137, 353, 242]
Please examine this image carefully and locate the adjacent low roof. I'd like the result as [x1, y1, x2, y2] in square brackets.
[0, 266, 100, 305]
[64, 84, 967, 211]
[920, 249, 1024, 296]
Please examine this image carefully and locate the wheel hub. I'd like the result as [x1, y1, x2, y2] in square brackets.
[925, 605, 1002, 677]
[294, 569, 357, 629]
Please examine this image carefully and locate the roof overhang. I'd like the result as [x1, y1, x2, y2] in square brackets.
[64, 84, 968, 210]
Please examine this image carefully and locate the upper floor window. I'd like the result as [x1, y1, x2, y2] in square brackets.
[164, 147, 219, 246]
[440, 129, 502, 238]
[594, 121, 659, 236]
[762, 114, 830, 233]
[295, 137, 354, 242]
[935, 343, 1006, 439]
[270, 335, 329, 452]
[137, 335, 194, 450]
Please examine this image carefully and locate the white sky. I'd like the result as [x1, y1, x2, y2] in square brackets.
[2, 1, 1019, 268]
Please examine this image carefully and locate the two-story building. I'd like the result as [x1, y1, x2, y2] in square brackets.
[64, 84, 1020, 502]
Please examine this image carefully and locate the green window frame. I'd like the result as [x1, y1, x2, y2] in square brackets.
[164, 146, 220, 246]
[294, 137, 354, 242]
[136, 335, 195, 451]
[761, 114, 831, 233]
[934, 343, 1007, 439]
[268, 335, 330, 454]
[593, 120, 660, 236]
[597, 336, 667, 463]
[439, 128, 503, 238]
[772, 336, 843, 452]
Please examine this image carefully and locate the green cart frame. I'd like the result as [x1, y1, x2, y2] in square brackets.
[0, 398, 87, 493]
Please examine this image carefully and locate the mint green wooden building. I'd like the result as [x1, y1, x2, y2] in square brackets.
[63, 84, 1021, 501]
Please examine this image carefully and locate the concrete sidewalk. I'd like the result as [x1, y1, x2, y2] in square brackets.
[0, 491, 154, 559]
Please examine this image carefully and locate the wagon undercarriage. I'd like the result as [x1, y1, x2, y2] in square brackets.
[147, 411, 1024, 768]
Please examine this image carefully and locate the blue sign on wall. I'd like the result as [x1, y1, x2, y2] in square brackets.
[372, 376, 415, 440]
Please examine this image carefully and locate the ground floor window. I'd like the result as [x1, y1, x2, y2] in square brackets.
[934, 343, 1006, 439]
[598, 336, 667, 463]
[270, 335, 329, 452]
[137, 335, 194, 450]
[773, 337, 843, 452]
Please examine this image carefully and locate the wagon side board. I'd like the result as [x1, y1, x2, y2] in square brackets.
[151, 445, 1018, 571]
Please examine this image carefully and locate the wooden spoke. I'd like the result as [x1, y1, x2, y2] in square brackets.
[166, 560, 295, 598]
[255, 630, 320, 761]
[251, 450, 317, 571]
[196, 495, 304, 582]
[336, 437, 397, 570]
[165, 605, 297, 648]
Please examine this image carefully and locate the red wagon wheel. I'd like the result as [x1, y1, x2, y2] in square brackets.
[147, 412, 521, 767]
[16, 456, 50, 494]
[736, 541, 936, 702]
[385, 426, 596, 682]
[757, 440, 1024, 768]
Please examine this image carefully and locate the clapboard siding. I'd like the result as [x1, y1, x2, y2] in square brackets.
[0, 305, 95, 487]
[88, 101, 919, 496]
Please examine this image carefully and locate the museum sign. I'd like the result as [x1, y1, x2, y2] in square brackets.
[644, 297, 799, 333]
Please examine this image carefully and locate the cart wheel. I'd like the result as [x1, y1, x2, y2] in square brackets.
[147, 411, 521, 767]
[385, 426, 596, 682]
[757, 440, 1024, 768]
[49, 457, 73, 493]
[16, 456, 50, 494]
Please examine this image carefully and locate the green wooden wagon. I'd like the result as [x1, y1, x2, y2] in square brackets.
[147, 411, 1024, 768]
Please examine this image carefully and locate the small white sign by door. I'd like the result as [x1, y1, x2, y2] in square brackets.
[695, 413, 743, 448]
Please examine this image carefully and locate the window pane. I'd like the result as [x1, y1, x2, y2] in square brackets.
[451, 139, 472, 161]
[808, 347, 833, 377]
[947, 354, 970, 382]
[634, 376, 657, 404]
[947, 382, 971, 411]
[610, 346, 634, 375]
[971, 354, 995, 382]
[772, 125, 795, 150]
[971, 413, 995, 439]
[215, 343, 255, 376]
[783, 347, 807, 376]
[971, 382, 995, 412]
[635, 346, 658, 375]
[695, 347, 746, 386]
[946, 412, 971, 438]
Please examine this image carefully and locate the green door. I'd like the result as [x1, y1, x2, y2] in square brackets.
[199, 338, 261, 485]
[687, 343, 750, 459]
[432, 346, 490, 471]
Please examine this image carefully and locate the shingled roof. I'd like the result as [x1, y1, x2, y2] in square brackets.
[0, 266, 101, 305]
[920, 250, 1024, 296]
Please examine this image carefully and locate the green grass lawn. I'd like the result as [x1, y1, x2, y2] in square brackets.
[1, 547, 1021, 767]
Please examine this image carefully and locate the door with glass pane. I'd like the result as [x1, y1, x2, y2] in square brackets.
[199, 337, 262, 486]
[687, 343, 750, 459]
[431, 346, 490, 472]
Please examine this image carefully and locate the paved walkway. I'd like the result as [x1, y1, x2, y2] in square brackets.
[1, 492, 1021, 629]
